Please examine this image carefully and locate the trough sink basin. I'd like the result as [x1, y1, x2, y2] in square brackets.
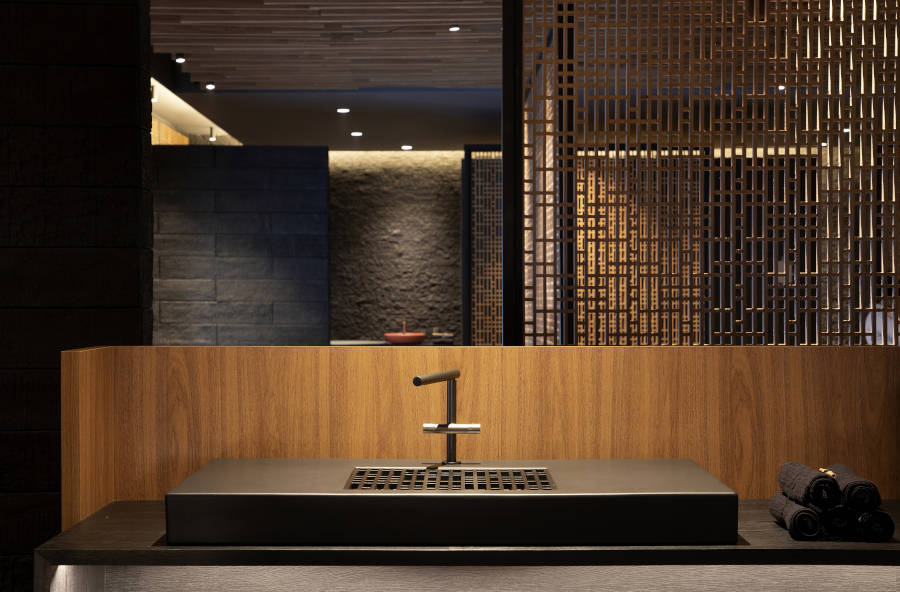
[165, 458, 737, 546]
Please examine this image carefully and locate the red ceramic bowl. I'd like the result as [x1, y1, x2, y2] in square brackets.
[383, 331, 426, 345]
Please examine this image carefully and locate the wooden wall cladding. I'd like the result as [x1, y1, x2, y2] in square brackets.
[62, 346, 900, 529]
[150, 0, 502, 90]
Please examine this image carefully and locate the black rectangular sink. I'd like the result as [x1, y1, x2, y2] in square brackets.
[165, 458, 737, 546]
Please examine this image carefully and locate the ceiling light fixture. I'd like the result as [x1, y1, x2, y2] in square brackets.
[175, 53, 186, 64]
[843, 127, 851, 133]
[209, 127, 217, 142]
[350, 131, 363, 137]
[401, 145, 413, 151]
[205, 82, 216, 91]
[150, 85, 158, 103]
[777, 85, 786, 91]
[821, 141, 827, 146]
[336, 107, 350, 114]
[448, 25, 461, 32]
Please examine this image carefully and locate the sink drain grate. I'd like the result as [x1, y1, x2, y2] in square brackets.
[345, 467, 555, 491]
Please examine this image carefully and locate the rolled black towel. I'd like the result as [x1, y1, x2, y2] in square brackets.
[858, 509, 895, 542]
[814, 504, 860, 540]
[769, 492, 821, 540]
[824, 463, 882, 511]
[778, 461, 841, 508]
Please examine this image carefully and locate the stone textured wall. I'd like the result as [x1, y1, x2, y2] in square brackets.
[152, 146, 329, 345]
[329, 151, 462, 341]
[0, 1, 153, 589]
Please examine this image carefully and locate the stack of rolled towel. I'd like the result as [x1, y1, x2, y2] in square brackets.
[770, 462, 895, 542]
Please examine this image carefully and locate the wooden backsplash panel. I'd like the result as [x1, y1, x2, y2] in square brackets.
[62, 346, 899, 529]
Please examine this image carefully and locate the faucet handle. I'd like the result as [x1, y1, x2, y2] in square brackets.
[423, 423, 481, 434]
[413, 369, 460, 386]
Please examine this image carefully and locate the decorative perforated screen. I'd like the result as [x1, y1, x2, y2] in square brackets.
[522, 0, 899, 345]
[466, 147, 504, 345]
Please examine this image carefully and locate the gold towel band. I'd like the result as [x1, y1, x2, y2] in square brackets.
[817, 467, 836, 478]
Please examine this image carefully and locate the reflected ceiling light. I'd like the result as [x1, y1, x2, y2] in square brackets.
[843, 127, 851, 133]
[205, 82, 216, 91]
[175, 53, 186, 64]
[336, 107, 350, 114]
[209, 127, 217, 142]
[401, 145, 413, 150]
[350, 131, 363, 137]
[777, 85, 786, 91]
[150, 85, 158, 103]
[821, 141, 828, 146]
[448, 25, 461, 32]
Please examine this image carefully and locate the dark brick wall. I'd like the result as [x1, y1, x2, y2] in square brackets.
[152, 146, 329, 345]
[0, 1, 152, 590]
[329, 151, 462, 341]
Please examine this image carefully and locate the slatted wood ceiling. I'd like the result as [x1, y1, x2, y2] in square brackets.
[150, 0, 503, 90]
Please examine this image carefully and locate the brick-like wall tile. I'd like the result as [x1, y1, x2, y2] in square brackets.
[216, 279, 326, 303]
[273, 257, 328, 280]
[0, 493, 60, 555]
[216, 302, 273, 324]
[154, 234, 215, 255]
[215, 146, 327, 169]
[274, 302, 329, 326]
[0, 248, 141, 306]
[216, 213, 270, 234]
[0, 432, 60, 492]
[215, 190, 324, 213]
[154, 147, 329, 345]
[158, 301, 216, 324]
[158, 256, 216, 279]
[153, 279, 215, 301]
[215, 234, 272, 257]
[217, 324, 327, 346]
[154, 324, 216, 345]
[271, 214, 327, 235]
[0, 371, 60, 431]
[270, 235, 327, 258]
[0, 309, 144, 369]
[216, 257, 273, 279]
[153, 190, 215, 212]
[157, 212, 217, 234]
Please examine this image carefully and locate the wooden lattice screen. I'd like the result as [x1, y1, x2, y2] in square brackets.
[522, 0, 899, 345]
[465, 147, 504, 345]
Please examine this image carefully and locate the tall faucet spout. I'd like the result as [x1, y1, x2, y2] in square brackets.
[413, 369, 477, 465]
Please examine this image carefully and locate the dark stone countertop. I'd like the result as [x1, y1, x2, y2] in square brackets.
[36, 500, 899, 566]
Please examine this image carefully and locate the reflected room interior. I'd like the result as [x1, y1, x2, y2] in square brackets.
[148, 4, 503, 347]
[3, 1, 899, 591]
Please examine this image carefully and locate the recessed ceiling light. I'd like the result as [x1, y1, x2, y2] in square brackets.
[175, 53, 186, 64]
[205, 82, 216, 91]
[401, 145, 413, 151]
[777, 85, 786, 91]
[448, 25, 461, 32]
[209, 127, 217, 142]
[336, 107, 350, 114]
[350, 131, 363, 137]
[150, 85, 158, 103]
[821, 142, 828, 146]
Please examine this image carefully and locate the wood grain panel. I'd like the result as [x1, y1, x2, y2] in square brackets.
[61, 346, 900, 529]
[61, 347, 115, 530]
[150, 0, 502, 90]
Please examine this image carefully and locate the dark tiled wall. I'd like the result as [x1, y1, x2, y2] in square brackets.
[152, 146, 329, 345]
[0, 1, 152, 590]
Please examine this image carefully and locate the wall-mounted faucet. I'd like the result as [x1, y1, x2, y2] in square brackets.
[413, 369, 480, 465]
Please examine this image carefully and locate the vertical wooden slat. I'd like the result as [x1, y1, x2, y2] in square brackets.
[522, 0, 899, 346]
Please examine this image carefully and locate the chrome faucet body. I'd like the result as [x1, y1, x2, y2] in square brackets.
[413, 369, 480, 465]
